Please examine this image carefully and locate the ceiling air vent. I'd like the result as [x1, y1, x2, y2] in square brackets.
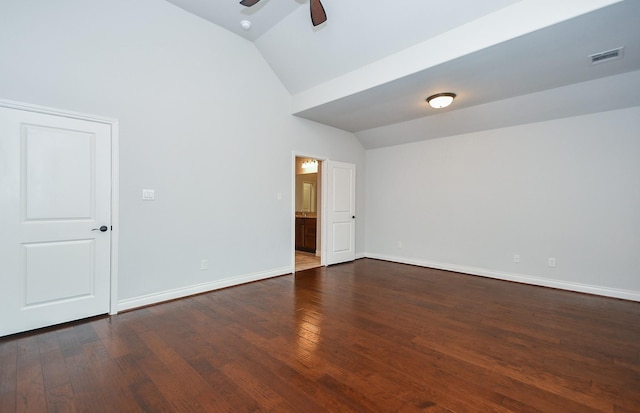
[589, 47, 624, 64]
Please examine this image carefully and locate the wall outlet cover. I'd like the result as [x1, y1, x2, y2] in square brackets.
[142, 189, 155, 200]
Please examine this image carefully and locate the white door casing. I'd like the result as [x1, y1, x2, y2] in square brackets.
[325, 160, 356, 265]
[0, 104, 114, 337]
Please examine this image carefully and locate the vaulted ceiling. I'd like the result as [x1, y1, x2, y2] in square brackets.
[165, 0, 640, 148]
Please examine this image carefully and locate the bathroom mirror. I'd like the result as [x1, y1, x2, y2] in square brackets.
[302, 181, 316, 212]
[296, 173, 317, 213]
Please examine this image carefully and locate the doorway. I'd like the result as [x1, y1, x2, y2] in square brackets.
[294, 156, 322, 272]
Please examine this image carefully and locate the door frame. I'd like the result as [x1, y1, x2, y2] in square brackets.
[292, 151, 327, 272]
[0, 98, 119, 315]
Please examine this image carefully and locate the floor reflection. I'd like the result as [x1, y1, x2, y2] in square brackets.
[294, 272, 323, 361]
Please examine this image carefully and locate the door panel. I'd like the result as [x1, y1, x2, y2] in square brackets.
[0, 106, 111, 337]
[325, 161, 356, 265]
[331, 167, 352, 213]
[23, 240, 95, 307]
[23, 125, 94, 220]
[331, 222, 352, 253]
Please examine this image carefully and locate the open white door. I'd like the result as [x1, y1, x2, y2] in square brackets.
[325, 160, 356, 265]
[0, 106, 112, 337]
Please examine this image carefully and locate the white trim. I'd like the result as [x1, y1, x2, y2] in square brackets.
[0, 99, 117, 124]
[365, 253, 640, 302]
[0, 98, 120, 314]
[321, 159, 328, 266]
[117, 266, 293, 312]
[109, 122, 120, 315]
[291, 153, 297, 272]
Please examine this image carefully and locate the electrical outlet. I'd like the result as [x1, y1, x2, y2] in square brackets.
[548, 257, 556, 268]
[513, 254, 520, 263]
[200, 259, 208, 270]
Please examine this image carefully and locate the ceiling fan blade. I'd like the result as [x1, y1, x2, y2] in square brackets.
[310, 0, 327, 26]
[239, 0, 261, 6]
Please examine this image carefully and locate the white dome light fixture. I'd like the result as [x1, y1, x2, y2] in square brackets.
[426, 92, 456, 109]
[240, 20, 252, 30]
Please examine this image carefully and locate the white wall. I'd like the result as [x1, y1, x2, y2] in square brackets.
[365, 107, 640, 301]
[0, 0, 365, 309]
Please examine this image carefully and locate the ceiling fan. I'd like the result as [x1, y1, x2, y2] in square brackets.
[239, 0, 327, 27]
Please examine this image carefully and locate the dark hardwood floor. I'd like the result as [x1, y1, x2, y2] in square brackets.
[1, 258, 639, 412]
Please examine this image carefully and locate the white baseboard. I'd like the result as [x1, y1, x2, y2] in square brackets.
[116, 254, 640, 312]
[117, 265, 293, 312]
[365, 253, 640, 302]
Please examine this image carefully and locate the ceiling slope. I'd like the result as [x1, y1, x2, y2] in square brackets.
[165, 0, 302, 41]
[254, 0, 521, 94]
[166, 0, 639, 148]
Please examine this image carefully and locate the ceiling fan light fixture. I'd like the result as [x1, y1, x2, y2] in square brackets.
[239, 0, 327, 27]
[427, 93, 456, 109]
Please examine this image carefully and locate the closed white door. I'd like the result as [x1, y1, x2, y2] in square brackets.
[0, 106, 112, 337]
[325, 161, 356, 265]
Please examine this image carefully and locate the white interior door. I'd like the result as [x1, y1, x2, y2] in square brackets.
[325, 160, 356, 265]
[0, 106, 112, 337]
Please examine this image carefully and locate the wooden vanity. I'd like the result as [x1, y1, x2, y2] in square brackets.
[295, 216, 316, 252]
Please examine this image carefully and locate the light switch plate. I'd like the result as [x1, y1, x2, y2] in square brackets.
[142, 189, 155, 200]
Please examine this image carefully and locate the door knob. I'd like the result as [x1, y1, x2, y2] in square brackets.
[92, 225, 109, 232]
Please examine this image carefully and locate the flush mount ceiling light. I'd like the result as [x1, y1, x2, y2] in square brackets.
[426, 93, 456, 109]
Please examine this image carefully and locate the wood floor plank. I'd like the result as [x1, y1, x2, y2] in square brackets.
[63, 345, 116, 413]
[137, 330, 237, 412]
[0, 339, 18, 412]
[1, 258, 639, 412]
[15, 335, 46, 413]
[38, 331, 78, 413]
[182, 297, 332, 412]
[128, 378, 174, 413]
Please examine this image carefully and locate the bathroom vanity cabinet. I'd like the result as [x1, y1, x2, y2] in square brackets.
[295, 217, 316, 252]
